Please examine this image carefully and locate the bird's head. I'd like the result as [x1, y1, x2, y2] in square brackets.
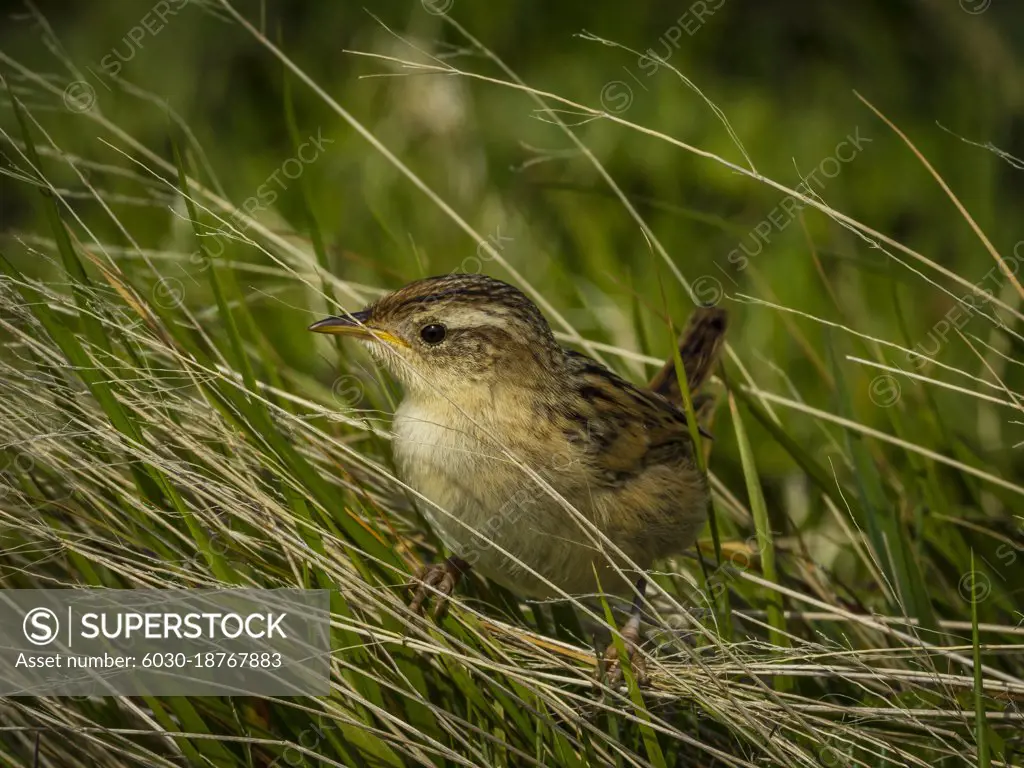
[309, 274, 564, 396]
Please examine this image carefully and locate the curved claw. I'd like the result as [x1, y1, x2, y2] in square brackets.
[601, 636, 648, 689]
[599, 612, 648, 689]
[408, 557, 468, 619]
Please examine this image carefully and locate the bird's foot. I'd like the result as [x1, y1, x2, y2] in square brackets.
[407, 556, 469, 620]
[599, 614, 648, 689]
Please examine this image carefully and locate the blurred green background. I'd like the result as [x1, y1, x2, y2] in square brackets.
[1, 0, 1022, 566]
[2, 4, 1024, 765]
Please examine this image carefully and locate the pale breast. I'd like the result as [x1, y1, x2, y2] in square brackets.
[393, 396, 610, 597]
[391, 393, 706, 599]
[392, 398, 506, 551]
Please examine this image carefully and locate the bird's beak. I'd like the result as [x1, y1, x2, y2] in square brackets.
[308, 310, 406, 347]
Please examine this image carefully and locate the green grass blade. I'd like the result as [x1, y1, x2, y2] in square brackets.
[594, 571, 667, 768]
[666, 316, 731, 638]
[173, 141, 259, 394]
[970, 550, 992, 768]
[728, 392, 789, 659]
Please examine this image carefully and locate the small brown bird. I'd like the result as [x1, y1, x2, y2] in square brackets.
[310, 274, 727, 676]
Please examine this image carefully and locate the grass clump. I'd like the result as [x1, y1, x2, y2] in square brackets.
[1, 3, 1022, 766]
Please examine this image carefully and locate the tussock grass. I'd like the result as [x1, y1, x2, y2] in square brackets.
[1, 3, 1022, 766]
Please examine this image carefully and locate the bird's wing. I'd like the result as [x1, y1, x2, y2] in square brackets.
[561, 351, 695, 486]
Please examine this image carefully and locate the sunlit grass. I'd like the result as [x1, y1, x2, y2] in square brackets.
[0, 2, 1022, 766]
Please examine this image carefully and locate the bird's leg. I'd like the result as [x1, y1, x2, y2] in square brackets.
[408, 556, 470, 620]
[601, 576, 649, 688]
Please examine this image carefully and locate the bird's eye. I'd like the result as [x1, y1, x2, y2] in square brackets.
[419, 323, 447, 345]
